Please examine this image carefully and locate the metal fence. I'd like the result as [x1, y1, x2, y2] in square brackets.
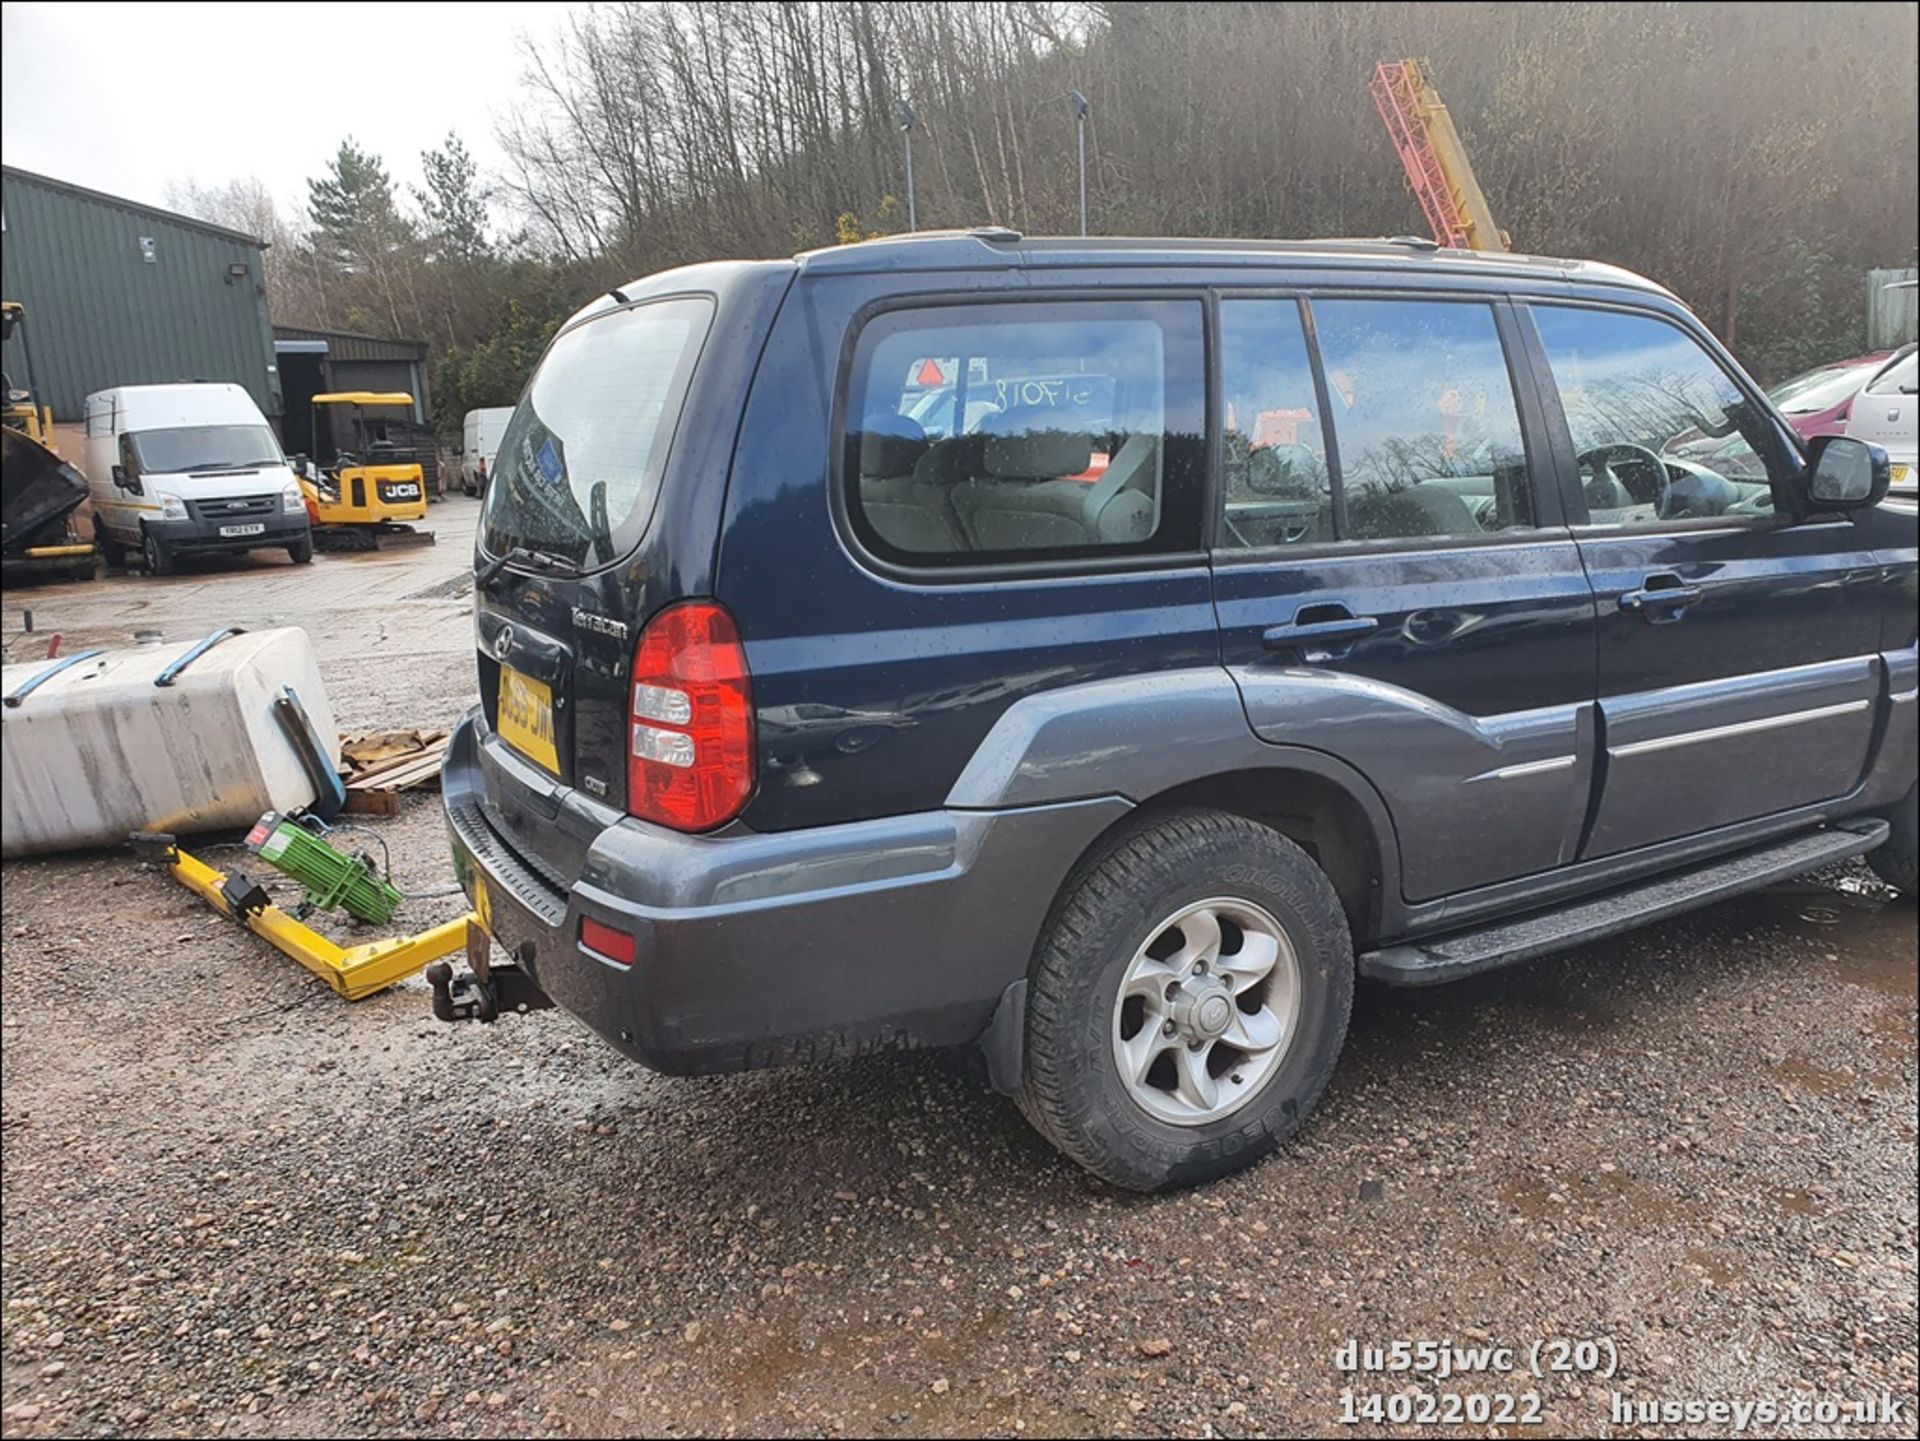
[1867, 268, 1918, 350]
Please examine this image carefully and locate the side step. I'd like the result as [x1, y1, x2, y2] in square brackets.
[1360, 819, 1889, 987]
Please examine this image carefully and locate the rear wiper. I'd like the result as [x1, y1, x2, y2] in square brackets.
[478, 544, 573, 588]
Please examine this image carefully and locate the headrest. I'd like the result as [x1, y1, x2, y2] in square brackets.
[857, 412, 929, 477]
[980, 407, 1093, 478]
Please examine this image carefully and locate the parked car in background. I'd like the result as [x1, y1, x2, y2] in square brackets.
[460, 407, 514, 496]
[1767, 350, 1896, 441]
[83, 383, 312, 575]
[1841, 346, 1918, 496]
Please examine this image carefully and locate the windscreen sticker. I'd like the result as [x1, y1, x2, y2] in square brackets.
[536, 436, 565, 486]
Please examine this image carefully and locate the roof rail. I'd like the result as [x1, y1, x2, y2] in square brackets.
[968, 226, 1022, 244]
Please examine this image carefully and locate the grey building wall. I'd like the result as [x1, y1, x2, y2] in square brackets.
[272, 324, 432, 423]
[1, 166, 280, 421]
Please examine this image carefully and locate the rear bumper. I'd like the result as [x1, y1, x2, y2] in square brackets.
[441, 710, 1127, 1075]
[147, 512, 310, 553]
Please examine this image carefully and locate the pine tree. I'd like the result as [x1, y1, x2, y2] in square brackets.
[416, 133, 493, 266]
[307, 138, 406, 275]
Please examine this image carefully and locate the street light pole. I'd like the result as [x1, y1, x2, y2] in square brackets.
[894, 99, 918, 232]
[1069, 91, 1090, 236]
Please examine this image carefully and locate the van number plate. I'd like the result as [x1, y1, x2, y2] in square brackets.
[220, 523, 266, 537]
[497, 664, 559, 774]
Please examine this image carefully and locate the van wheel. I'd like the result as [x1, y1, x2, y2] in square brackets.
[1017, 808, 1354, 1191]
[287, 536, 315, 565]
[96, 532, 129, 570]
[1868, 783, 1918, 898]
[142, 528, 175, 577]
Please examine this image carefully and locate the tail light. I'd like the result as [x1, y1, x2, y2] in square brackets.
[626, 600, 754, 831]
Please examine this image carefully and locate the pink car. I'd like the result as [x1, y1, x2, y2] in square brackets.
[1768, 351, 1895, 440]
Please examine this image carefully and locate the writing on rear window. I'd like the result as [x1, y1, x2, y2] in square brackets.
[844, 300, 1205, 565]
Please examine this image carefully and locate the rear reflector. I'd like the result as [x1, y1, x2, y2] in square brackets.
[626, 600, 754, 832]
[580, 916, 635, 966]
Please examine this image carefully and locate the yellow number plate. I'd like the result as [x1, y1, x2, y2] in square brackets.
[1891, 463, 1910, 486]
[497, 664, 559, 773]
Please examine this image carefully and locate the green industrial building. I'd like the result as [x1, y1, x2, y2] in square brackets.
[1, 164, 280, 422]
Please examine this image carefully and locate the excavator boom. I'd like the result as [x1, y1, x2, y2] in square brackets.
[1370, 60, 1508, 252]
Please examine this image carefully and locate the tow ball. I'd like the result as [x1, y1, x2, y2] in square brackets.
[426, 921, 554, 1023]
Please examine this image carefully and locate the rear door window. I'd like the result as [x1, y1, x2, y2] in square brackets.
[481, 296, 712, 568]
[1311, 299, 1536, 540]
[1219, 300, 1333, 547]
[1216, 297, 1538, 548]
[844, 300, 1206, 565]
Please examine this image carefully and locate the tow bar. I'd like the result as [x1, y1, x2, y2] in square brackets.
[425, 920, 553, 1023]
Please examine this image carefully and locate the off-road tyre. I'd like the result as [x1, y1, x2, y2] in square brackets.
[1017, 807, 1354, 1191]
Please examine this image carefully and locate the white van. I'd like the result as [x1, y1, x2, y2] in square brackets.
[83, 383, 313, 574]
[460, 406, 513, 496]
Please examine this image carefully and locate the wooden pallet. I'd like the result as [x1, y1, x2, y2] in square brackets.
[339, 729, 450, 816]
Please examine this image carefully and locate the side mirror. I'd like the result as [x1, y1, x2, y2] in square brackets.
[1803, 434, 1889, 513]
[111, 463, 142, 494]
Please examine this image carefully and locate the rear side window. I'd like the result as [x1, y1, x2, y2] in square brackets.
[481, 296, 712, 568]
[844, 300, 1205, 565]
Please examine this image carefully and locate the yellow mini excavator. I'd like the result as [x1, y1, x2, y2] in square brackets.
[291, 391, 435, 550]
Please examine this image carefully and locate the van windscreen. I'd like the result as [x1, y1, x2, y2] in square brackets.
[130, 425, 282, 474]
[480, 296, 713, 569]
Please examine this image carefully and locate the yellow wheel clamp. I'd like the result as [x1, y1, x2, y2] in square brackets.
[132, 832, 477, 1001]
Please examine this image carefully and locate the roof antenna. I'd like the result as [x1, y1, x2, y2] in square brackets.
[608, 287, 630, 304]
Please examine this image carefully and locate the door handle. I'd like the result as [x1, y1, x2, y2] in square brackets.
[1618, 573, 1702, 620]
[1262, 605, 1379, 654]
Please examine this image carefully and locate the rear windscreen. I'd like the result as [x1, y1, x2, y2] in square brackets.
[480, 295, 712, 569]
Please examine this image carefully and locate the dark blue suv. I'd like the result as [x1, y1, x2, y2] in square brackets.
[436, 231, 1917, 1190]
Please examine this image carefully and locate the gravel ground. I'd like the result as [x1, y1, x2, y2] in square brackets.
[3, 509, 1916, 1437]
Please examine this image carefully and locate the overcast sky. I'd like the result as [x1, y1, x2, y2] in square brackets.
[1, 1, 586, 224]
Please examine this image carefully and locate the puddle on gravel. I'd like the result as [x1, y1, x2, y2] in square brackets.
[1497, 1163, 1665, 1223]
[1739, 884, 1917, 1001]
[1767, 1185, 1824, 1216]
[1684, 1247, 1741, 1288]
[1767, 1054, 1857, 1095]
